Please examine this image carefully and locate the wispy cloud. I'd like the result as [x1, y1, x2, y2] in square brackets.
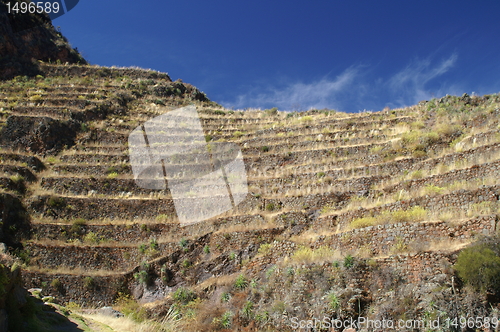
[386, 53, 459, 107]
[223, 53, 462, 112]
[226, 66, 360, 111]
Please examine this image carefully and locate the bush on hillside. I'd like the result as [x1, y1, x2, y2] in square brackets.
[454, 236, 500, 293]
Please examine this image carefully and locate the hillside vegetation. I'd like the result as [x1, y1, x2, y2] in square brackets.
[0, 61, 500, 331]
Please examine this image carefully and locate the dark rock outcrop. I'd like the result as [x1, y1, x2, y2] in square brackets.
[0, 0, 86, 79]
[0, 193, 30, 247]
[0, 262, 29, 332]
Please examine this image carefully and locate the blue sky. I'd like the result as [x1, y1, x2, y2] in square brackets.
[53, 1, 500, 112]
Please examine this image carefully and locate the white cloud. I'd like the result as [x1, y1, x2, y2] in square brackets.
[223, 53, 461, 112]
[387, 53, 459, 107]
[227, 66, 360, 111]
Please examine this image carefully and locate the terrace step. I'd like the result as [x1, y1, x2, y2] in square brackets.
[0, 153, 45, 171]
[10, 106, 77, 119]
[40, 63, 172, 81]
[27, 194, 260, 221]
[0, 164, 36, 181]
[378, 159, 500, 196]
[15, 98, 92, 108]
[24, 240, 178, 271]
[21, 269, 123, 306]
[312, 215, 496, 257]
[314, 183, 500, 230]
[30, 213, 268, 243]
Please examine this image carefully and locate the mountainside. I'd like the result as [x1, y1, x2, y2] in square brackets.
[0, 63, 500, 331]
[2, 7, 500, 332]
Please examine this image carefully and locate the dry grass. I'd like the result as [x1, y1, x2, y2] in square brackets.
[193, 272, 241, 291]
[80, 308, 180, 332]
[348, 206, 427, 230]
[425, 239, 471, 252]
[212, 220, 276, 235]
[330, 173, 500, 218]
[24, 265, 125, 276]
[289, 229, 337, 245]
[284, 245, 342, 265]
[26, 237, 139, 248]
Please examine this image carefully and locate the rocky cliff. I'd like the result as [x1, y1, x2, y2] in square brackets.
[0, 0, 86, 79]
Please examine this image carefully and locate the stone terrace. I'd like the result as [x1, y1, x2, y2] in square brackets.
[1, 64, 500, 329]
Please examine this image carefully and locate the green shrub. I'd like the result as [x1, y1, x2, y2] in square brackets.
[265, 265, 276, 278]
[390, 237, 408, 254]
[71, 218, 87, 232]
[47, 196, 65, 208]
[454, 239, 500, 293]
[435, 123, 461, 137]
[410, 121, 425, 129]
[150, 238, 158, 250]
[213, 311, 233, 329]
[134, 270, 150, 285]
[234, 274, 248, 290]
[181, 259, 191, 268]
[45, 156, 59, 164]
[51, 278, 62, 291]
[327, 290, 340, 310]
[83, 276, 95, 289]
[233, 131, 244, 138]
[203, 245, 210, 254]
[257, 243, 271, 256]
[229, 252, 236, 260]
[265, 203, 275, 211]
[138, 244, 148, 254]
[12, 248, 30, 264]
[173, 287, 196, 304]
[221, 292, 231, 303]
[401, 130, 422, 144]
[370, 146, 383, 154]
[107, 172, 118, 179]
[423, 184, 445, 196]
[343, 255, 354, 268]
[261, 146, 270, 152]
[179, 238, 188, 248]
[241, 301, 254, 319]
[412, 150, 427, 158]
[83, 231, 100, 244]
[80, 123, 89, 132]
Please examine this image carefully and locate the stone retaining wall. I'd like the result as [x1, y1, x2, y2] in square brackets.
[313, 215, 497, 256]
[313, 184, 500, 230]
